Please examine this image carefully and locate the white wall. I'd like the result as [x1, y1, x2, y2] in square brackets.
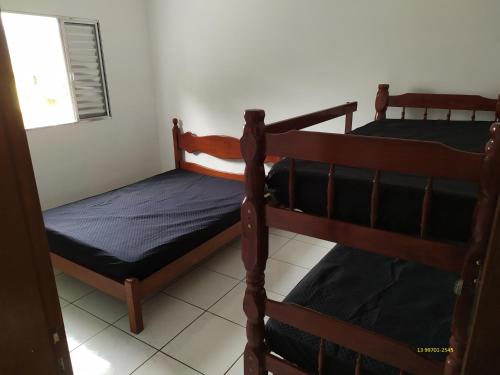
[146, 0, 500, 173]
[1, 0, 161, 209]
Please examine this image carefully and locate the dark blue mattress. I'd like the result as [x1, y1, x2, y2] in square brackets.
[266, 245, 458, 375]
[44, 169, 244, 282]
[267, 119, 490, 243]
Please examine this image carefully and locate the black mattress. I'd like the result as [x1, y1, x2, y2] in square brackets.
[267, 119, 491, 243]
[44, 169, 244, 282]
[266, 245, 458, 375]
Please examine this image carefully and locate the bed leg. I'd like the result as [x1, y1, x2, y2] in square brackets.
[241, 109, 269, 375]
[124, 278, 144, 334]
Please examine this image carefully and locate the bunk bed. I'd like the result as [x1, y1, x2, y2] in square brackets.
[240, 85, 500, 374]
[45, 119, 271, 334]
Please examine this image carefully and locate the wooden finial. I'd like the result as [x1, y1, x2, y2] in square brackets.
[172, 118, 181, 169]
[244, 109, 265, 126]
[375, 84, 390, 120]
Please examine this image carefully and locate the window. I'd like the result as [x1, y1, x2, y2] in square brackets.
[1, 12, 110, 129]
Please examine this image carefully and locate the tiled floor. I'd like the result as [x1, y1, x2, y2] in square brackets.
[55, 229, 335, 374]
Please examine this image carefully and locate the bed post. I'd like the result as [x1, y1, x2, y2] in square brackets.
[445, 123, 500, 375]
[124, 278, 144, 334]
[172, 118, 181, 169]
[241, 109, 269, 375]
[375, 84, 390, 120]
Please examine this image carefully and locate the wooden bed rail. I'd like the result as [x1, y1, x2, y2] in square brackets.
[266, 206, 467, 272]
[265, 102, 357, 134]
[375, 84, 500, 121]
[265, 298, 444, 375]
[266, 129, 484, 182]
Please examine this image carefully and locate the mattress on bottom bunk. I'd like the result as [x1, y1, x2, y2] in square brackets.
[267, 119, 492, 242]
[43, 169, 244, 282]
[265, 245, 458, 375]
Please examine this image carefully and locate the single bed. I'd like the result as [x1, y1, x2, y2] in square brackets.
[48, 119, 254, 333]
[240, 85, 500, 375]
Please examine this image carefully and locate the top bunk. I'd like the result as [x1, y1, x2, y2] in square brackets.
[264, 85, 500, 245]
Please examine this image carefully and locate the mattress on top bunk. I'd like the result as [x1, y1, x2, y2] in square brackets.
[43, 169, 244, 282]
[267, 119, 491, 243]
[265, 244, 458, 375]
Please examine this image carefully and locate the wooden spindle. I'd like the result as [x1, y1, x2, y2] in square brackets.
[318, 338, 326, 375]
[327, 164, 335, 219]
[401, 107, 406, 120]
[289, 158, 296, 210]
[471, 110, 476, 121]
[447, 109, 451, 121]
[370, 170, 381, 228]
[355, 354, 363, 375]
[423, 107, 428, 120]
[420, 176, 433, 238]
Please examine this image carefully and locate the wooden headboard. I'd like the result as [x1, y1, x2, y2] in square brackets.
[375, 83, 500, 122]
[172, 118, 277, 181]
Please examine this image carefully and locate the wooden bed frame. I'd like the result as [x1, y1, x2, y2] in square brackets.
[240, 85, 500, 375]
[51, 119, 252, 334]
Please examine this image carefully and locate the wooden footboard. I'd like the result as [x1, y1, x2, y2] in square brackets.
[240, 88, 500, 374]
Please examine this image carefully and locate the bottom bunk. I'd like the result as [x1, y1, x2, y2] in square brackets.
[265, 244, 459, 375]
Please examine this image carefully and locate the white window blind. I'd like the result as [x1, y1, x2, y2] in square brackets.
[61, 20, 110, 120]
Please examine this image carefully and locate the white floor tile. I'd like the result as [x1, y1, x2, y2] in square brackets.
[133, 352, 200, 375]
[70, 326, 155, 375]
[294, 234, 336, 248]
[163, 312, 246, 375]
[204, 245, 245, 280]
[209, 283, 284, 327]
[272, 239, 331, 269]
[268, 234, 291, 256]
[61, 305, 108, 351]
[265, 259, 308, 296]
[59, 297, 70, 308]
[53, 267, 63, 276]
[75, 290, 128, 324]
[115, 293, 203, 349]
[269, 228, 296, 238]
[226, 355, 243, 375]
[56, 274, 94, 302]
[164, 268, 239, 309]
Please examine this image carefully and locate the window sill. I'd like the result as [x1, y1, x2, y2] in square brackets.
[25, 116, 111, 131]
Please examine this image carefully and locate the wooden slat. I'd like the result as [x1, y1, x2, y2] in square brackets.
[423, 107, 428, 120]
[420, 176, 433, 238]
[318, 338, 326, 375]
[265, 206, 467, 272]
[355, 354, 363, 375]
[266, 299, 444, 375]
[289, 159, 296, 210]
[265, 102, 358, 134]
[401, 107, 406, 120]
[266, 130, 484, 182]
[177, 131, 278, 164]
[370, 170, 381, 228]
[179, 160, 244, 181]
[447, 109, 452, 121]
[178, 132, 242, 159]
[265, 353, 314, 375]
[327, 164, 335, 219]
[387, 92, 498, 112]
[472, 110, 476, 121]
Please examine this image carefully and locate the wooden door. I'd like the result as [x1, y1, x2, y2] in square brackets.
[0, 14, 72, 375]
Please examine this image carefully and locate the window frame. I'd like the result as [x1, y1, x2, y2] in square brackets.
[1, 10, 112, 130]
